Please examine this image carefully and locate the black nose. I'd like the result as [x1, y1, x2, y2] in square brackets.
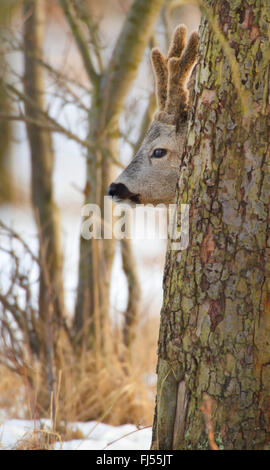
[107, 182, 132, 199]
[107, 182, 140, 204]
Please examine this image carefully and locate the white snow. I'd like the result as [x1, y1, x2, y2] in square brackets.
[0, 419, 152, 450]
[0, 419, 36, 449]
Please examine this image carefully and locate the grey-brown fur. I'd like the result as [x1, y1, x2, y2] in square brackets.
[108, 25, 198, 206]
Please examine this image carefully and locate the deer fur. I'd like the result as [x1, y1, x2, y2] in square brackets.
[108, 25, 198, 206]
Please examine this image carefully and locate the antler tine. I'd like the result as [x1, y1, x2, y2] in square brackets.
[151, 26, 198, 120]
[151, 48, 168, 111]
[167, 24, 187, 60]
[165, 31, 198, 119]
[178, 32, 199, 83]
[151, 25, 187, 112]
[151, 25, 187, 111]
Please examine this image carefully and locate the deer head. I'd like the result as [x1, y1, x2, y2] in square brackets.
[108, 25, 198, 206]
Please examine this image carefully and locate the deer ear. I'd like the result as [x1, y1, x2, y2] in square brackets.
[151, 48, 168, 111]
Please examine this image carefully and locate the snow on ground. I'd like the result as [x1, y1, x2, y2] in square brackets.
[0, 419, 152, 450]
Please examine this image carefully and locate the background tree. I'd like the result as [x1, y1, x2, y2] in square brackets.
[59, 0, 164, 351]
[22, 0, 67, 414]
[152, 0, 270, 450]
[0, 73, 12, 204]
[24, 0, 66, 329]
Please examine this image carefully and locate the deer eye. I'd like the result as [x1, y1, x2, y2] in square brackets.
[152, 148, 167, 158]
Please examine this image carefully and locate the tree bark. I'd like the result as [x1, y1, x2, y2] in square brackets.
[152, 0, 270, 450]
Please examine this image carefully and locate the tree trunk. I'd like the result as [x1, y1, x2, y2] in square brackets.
[121, 238, 141, 347]
[74, 108, 118, 354]
[152, 0, 270, 450]
[0, 2, 17, 204]
[23, 0, 65, 370]
[0, 77, 12, 204]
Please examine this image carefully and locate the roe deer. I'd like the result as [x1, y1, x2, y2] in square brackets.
[108, 25, 198, 206]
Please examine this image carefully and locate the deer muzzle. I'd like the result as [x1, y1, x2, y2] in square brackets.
[107, 182, 140, 204]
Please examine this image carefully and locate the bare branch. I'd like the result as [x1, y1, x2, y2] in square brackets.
[4, 81, 92, 144]
[59, 0, 100, 88]
[0, 220, 38, 262]
[0, 107, 91, 150]
[71, 0, 103, 74]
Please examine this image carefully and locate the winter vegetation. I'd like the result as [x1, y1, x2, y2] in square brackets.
[0, 0, 200, 450]
[0, 0, 269, 451]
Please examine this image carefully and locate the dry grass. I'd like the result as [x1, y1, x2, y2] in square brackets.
[11, 428, 62, 450]
[56, 316, 159, 427]
[0, 368, 24, 419]
[0, 315, 159, 446]
[9, 423, 82, 450]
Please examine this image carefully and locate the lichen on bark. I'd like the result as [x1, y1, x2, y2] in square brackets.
[152, 0, 270, 450]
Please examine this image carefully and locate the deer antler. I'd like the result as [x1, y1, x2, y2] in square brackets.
[151, 25, 198, 124]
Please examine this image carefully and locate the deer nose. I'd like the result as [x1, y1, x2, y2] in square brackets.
[107, 182, 131, 199]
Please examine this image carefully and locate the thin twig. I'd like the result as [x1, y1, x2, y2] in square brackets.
[3, 82, 96, 150]
[71, 0, 103, 74]
[104, 425, 151, 450]
[59, 0, 100, 88]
